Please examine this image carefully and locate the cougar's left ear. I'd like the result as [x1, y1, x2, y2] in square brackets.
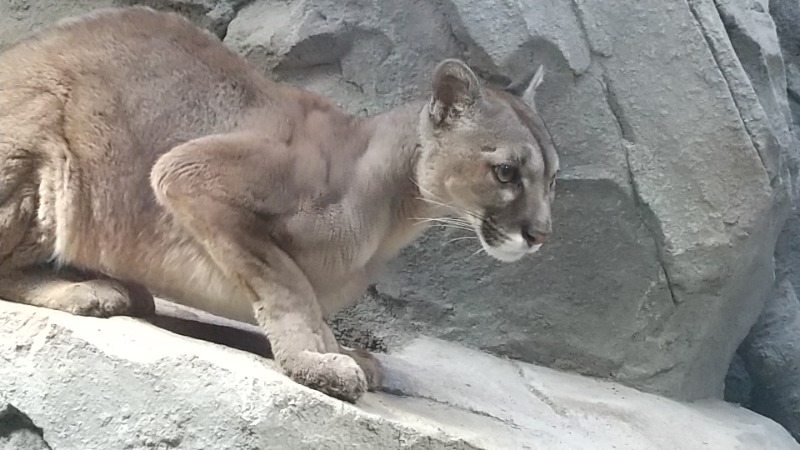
[526, 65, 545, 98]
[428, 59, 484, 127]
[506, 65, 545, 100]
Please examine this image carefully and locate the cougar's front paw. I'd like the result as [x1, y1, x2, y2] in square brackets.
[281, 351, 368, 403]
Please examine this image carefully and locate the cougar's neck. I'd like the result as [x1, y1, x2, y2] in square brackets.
[354, 99, 437, 257]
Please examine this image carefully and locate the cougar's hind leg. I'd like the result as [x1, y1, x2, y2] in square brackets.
[0, 145, 39, 267]
[0, 266, 155, 318]
[0, 142, 155, 318]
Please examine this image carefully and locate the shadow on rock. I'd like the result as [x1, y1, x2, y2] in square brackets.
[145, 299, 272, 358]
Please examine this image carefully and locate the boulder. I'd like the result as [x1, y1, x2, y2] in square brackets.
[724, 351, 753, 407]
[113, 0, 247, 38]
[718, 0, 800, 439]
[0, 0, 115, 52]
[738, 279, 800, 442]
[1, 300, 797, 450]
[770, 0, 800, 289]
[0, 0, 243, 53]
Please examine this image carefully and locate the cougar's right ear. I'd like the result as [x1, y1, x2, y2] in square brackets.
[428, 59, 483, 128]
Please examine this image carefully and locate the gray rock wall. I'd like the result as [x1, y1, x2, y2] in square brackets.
[0, 0, 797, 415]
[771, 0, 800, 289]
[722, 0, 800, 439]
[739, 279, 800, 441]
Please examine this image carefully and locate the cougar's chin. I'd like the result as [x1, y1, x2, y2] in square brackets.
[473, 221, 543, 263]
[474, 227, 528, 263]
[483, 244, 528, 262]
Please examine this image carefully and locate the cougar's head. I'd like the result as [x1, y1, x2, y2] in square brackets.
[416, 59, 559, 263]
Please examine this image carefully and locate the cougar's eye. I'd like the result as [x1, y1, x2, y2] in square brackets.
[493, 164, 518, 184]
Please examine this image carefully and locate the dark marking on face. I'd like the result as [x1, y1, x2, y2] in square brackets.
[480, 216, 505, 247]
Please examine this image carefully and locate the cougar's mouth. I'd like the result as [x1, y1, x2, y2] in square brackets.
[475, 217, 538, 263]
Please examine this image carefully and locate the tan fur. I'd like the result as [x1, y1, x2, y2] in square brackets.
[0, 7, 559, 402]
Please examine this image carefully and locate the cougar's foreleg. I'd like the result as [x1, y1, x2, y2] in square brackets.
[151, 133, 369, 402]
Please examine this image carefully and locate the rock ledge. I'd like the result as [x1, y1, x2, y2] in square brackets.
[0, 301, 796, 450]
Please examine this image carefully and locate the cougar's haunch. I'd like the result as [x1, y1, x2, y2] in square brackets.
[0, 6, 559, 402]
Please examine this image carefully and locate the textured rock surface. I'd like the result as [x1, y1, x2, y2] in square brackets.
[739, 279, 800, 442]
[770, 0, 800, 290]
[1, 301, 797, 450]
[0, 0, 114, 52]
[114, 0, 247, 38]
[717, 0, 800, 440]
[0, 401, 52, 450]
[0, 0, 243, 53]
[724, 352, 753, 408]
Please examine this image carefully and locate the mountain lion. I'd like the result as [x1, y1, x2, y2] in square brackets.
[0, 6, 559, 402]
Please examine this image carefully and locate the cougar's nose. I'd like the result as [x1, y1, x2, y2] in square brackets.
[522, 224, 550, 247]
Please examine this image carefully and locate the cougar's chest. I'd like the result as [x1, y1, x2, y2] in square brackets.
[282, 200, 389, 286]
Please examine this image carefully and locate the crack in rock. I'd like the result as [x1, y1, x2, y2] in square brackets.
[600, 72, 680, 306]
[685, 0, 776, 182]
[389, 391, 524, 431]
[514, 363, 570, 418]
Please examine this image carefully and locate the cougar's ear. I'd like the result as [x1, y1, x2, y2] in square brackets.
[506, 65, 545, 100]
[524, 65, 545, 99]
[428, 59, 484, 127]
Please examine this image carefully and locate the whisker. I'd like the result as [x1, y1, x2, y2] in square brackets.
[411, 216, 472, 225]
[414, 196, 458, 211]
[410, 217, 473, 231]
[434, 225, 473, 232]
[414, 196, 486, 222]
[426, 221, 473, 230]
[436, 225, 473, 233]
[409, 177, 489, 226]
[434, 226, 473, 233]
[415, 224, 473, 234]
[412, 220, 472, 230]
[410, 177, 437, 199]
[409, 178, 465, 210]
[468, 247, 487, 260]
[442, 236, 478, 246]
